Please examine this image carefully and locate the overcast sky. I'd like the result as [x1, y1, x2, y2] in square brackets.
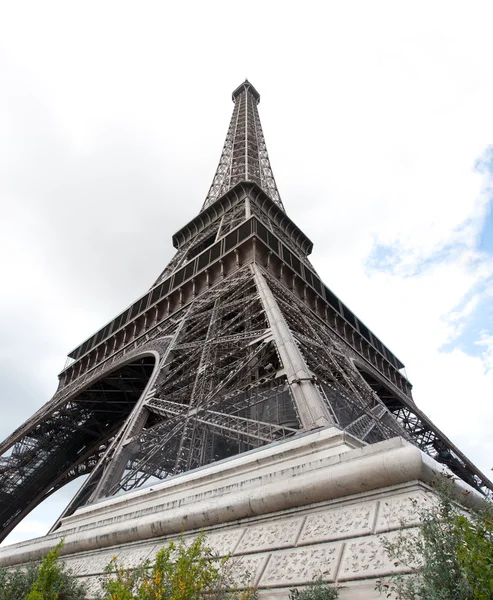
[1, 0, 493, 545]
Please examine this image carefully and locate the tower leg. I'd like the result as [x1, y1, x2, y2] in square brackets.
[253, 264, 332, 430]
[85, 312, 192, 503]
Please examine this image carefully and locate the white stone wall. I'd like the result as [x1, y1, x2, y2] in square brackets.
[0, 427, 478, 599]
[60, 484, 428, 599]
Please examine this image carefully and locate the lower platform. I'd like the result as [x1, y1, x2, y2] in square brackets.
[0, 427, 460, 598]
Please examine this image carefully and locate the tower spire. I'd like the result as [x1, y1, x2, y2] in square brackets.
[202, 80, 284, 211]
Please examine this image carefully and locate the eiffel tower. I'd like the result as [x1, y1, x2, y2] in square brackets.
[1, 80, 491, 544]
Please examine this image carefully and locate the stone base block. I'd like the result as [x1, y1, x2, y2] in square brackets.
[0, 426, 460, 598]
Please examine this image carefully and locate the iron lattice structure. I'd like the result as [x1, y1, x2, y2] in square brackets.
[1, 80, 491, 543]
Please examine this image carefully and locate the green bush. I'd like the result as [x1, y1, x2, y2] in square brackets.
[0, 541, 86, 600]
[376, 477, 493, 600]
[289, 577, 339, 600]
[97, 532, 258, 600]
[455, 508, 493, 600]
[0, 561, 39, 600]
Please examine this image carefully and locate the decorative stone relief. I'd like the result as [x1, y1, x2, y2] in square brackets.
[236, 518, 304, 554]
[154, 529, 243, 558]
[65, 551, 116, 576]
[147, 540, 172, 562]
[338, 533, 409, 581]
[298, 502, 377, 545]
[205, 528, 245, 556]
[260, 543, 342, 587]
[229, 554, 269, 587]
[376, 493, 431, 532]
[115, 543, 158, 567]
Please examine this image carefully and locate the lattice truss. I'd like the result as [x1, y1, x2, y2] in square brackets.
[249, 197, 316, 272]
[152, 199, 246, 288]
[261, 271, 487, 491]
[77, 267, 300, 502]
[1, 253, 489, 534]
[261, 272, 406, 443]
[0, 356, 157, 530]
[202, 81, 283, 211]
[0, 287, 189, 534]
[69, 264, 455, 504]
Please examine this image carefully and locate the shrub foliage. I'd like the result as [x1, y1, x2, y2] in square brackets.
[0, 534, 258, 600]
[97, 532, 257, 600]
[376, 478, 493, 600]
[0, 541, 86, 600]
[289, 577, 339, 600]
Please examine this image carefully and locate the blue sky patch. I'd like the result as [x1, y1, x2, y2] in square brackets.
[441, 291, 493, 361]
[478, 203, 493, 255]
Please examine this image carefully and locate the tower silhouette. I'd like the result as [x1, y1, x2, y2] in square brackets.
[1, 80, 490, 544]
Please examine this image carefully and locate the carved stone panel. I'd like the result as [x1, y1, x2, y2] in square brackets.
[115, 543, 159, 567]
[376, 492, 431, 532]
[65, 550, 117, 576]
[162, 528, 244, 557]
[235, 518, 304, 554]
[338, 533, 410, 581]
[298, 502, 377, 545]
[259, 543, 343, 587]
[205, 528, 245, 556]
[229, 554, 270, 587]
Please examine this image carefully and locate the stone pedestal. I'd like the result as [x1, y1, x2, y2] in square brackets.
[0, 427, 453, 598]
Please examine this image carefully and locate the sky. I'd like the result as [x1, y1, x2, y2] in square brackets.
[1, 0, 492, 545]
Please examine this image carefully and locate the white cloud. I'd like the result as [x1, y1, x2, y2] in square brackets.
[476, 333, 493, 372]
[3, 520, 48, 545]
[313, 153, 493, 476]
